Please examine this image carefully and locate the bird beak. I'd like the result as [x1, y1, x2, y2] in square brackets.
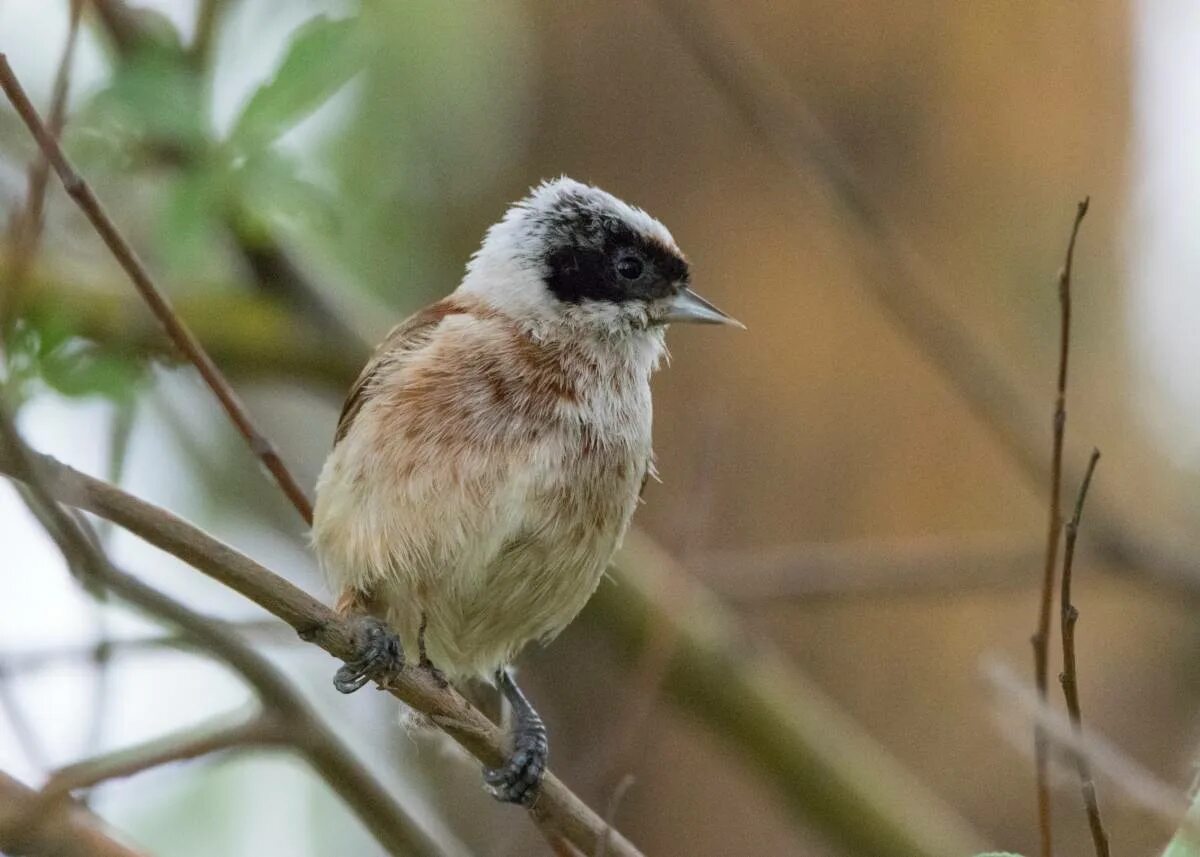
[660, 288, 745, 328]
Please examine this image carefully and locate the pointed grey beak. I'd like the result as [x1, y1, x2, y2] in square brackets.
[660, 288, 745, 328]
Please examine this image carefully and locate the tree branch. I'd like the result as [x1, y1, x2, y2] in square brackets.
[0, 55, 316, 523]
[0, 438, 645, 857]
[0, 407, 452, 857]
[2, 0, 82, 329]
[1058, 449, 1109, 857]
[0, 433, 994, 857]
[41, 710, 284, 799]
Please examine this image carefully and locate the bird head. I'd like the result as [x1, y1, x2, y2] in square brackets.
[458, 177, 742, 338]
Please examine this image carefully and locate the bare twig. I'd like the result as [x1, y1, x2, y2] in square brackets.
[1, 0, 83, 329]
[1058, 449, 1109, 857]
[0, 440, 644, 857]
[0, 768, 148, 857]
[1030, 198, 1089, 857]
[985, 660, 1195, 840]
[0, 56, 315, 524]
[0, 408, 451, 857]
[41, 711, 284, 800]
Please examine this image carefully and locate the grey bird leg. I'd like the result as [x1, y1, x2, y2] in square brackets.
[333, 616, 405, 693]
[417, 612, 448, 688]
[483, 668, 548, 806]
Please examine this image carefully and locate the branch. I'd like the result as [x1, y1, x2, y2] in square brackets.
[1032, 198, 1089, 857]
[0, 409, 451, 857]
[1, 0, 82, 328]
[1058, 449, 1109, 857]
[0, 442, 644, 857]
[11, 270, 360, 391]
[985, 660, 1195, 841]
[0, 769, 148, 857]
[0, 55, 315, 523]
[41, 710, 284, 800]
[0, 439, 994, 857]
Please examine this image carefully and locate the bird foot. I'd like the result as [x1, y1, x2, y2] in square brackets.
[333, 617, 405, 693]
[483, 669, 548, 806]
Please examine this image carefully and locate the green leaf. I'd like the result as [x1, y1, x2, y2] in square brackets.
[39, 339, 143, 402]
[158, 165, 226, 275]
[228, 15, 366, 153]
[86, 46, 206, 150]
[229, 151, 338, 241]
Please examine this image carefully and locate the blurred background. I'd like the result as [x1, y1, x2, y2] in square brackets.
[1, 1, 1199, 855]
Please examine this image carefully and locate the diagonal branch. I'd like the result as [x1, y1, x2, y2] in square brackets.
[0, 437, 993, 857]
[0, 55, 315, 524]
[0, 437, 645, 857]
[1059, 449, 1109, 857]
[40, 710, 285, 800]
[0, 407, 452, 857]
[1, 0, 83, 329]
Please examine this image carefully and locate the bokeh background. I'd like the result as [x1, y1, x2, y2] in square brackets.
[2, 1, 1199, 855]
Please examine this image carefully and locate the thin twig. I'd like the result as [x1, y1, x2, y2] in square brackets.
[1, 0, 83, 330]
[1059, 449, 1109, 857]
[985, 659, 1196, 841]
[0, 408, 450, 857]
[0, 56, 315, 524]
[1031, 197, 1089, 857]
[0, 439, 645, 857]
[41, 711, 284, 801]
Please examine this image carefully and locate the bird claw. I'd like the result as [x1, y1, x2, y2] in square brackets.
[333, 617, 405, 694]
[483, 670, 548, 807]
[483, 725, 548, 806]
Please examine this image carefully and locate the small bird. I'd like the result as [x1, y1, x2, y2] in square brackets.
[312, 177, 739, 805]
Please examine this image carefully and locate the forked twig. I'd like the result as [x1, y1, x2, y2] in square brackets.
[1059, 449, 1109, 857]
[1031, 197, 1089, 857]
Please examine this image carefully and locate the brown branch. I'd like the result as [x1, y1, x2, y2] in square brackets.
[1059, 449, 1109, 857]
[0, 409, 450, 857]
[1031, 198, 1089, 857]
[0, 442, 645, 857]
[0, 55, 315, 525]
[41, 711, 284, 800]
[985, 660, 1193, 837]
[1, 0, 83, 329]
[0, 438, 993, 857]
[0, 769, 148, 857]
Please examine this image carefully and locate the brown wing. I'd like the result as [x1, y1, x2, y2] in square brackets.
[333, 298, 466, 445]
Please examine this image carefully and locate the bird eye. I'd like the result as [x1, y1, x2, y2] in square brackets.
[616, 255, 644, 280]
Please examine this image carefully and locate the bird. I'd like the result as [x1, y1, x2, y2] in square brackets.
[311, 176, 740, 805]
